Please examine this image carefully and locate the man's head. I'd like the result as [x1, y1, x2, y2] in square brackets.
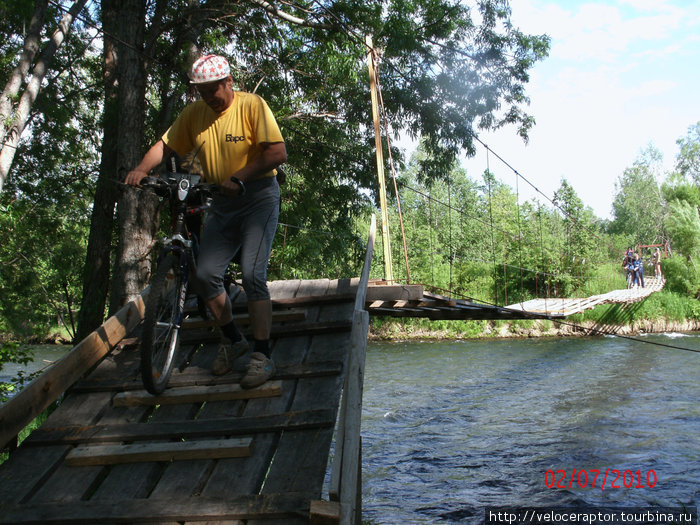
[190, 55, 234, 113]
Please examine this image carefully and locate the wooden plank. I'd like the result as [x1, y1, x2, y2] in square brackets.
[330, 310, 369, 515]
[256, 280, 353, 502]
[365, 283, 423, 301]
[310, 500, 340, 525]
[181, 319, 353, 345]
[70, 360, 343, 393]
[25, 408, 336, 446]
[0, 493, 312, 524]
[18, 392, 116, 504]
[0, 292, 147, 450]
[65, 437, 253, 466]
[112, 380, 282, 407]
[183, 308, 307, 329]
[200, 279, 331, 502]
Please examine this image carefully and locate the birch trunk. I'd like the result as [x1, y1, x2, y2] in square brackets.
[0, 0, 48, 144]
[0, 0, 87, 193]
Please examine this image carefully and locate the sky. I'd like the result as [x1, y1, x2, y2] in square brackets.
[456, 0, 700, 220]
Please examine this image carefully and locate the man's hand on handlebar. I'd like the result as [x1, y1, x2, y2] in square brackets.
[220, 177, 243, 197]
[125, 169, 149, 186]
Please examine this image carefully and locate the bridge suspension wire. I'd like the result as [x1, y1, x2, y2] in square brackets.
[486, 150, 500, 305]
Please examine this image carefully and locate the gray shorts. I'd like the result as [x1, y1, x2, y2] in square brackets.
[195, 176, 280, 301]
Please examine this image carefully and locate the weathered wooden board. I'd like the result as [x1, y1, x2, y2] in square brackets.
[112, 380, 282, 407]
[66, 437, 253, 466]
[26, 408, 336, 446]
[183, 308, 307, 329]
[0, 493, 313, 524]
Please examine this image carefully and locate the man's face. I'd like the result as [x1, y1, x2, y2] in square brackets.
[196, 77, 233, 113]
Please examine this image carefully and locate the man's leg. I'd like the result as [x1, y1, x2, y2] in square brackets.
[240, 297, 275, 389]
[248, 299, 272, 341]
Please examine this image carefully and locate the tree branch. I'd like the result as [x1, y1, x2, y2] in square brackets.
[245, 0, 331, 28]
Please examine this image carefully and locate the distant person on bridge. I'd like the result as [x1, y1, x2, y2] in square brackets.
[622, 248, 634, 288]
[635, 253, 645, 288]
[652, 247, 663, 281]
[626, 253, 644, 288]
[125, 54, 287, 389]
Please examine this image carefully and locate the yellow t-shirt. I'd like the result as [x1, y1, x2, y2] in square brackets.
[162, 91, 284, 184]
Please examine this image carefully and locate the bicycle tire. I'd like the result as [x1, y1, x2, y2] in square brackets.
[141, 252, 186, 395]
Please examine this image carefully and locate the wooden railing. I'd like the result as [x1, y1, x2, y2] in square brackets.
[313, 214, 375, 525]
[0, 291, 148, 451]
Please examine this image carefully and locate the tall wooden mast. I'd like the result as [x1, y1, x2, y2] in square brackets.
[366, 35, 394, 283]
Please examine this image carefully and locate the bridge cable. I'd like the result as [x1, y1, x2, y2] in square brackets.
[486, 151, 501, 305]
[515, 164, 525, 305]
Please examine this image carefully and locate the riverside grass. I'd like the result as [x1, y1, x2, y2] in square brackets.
[370, 290, 700, 340]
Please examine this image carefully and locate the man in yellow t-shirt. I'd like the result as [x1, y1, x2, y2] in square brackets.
[126, 54, 287, 389]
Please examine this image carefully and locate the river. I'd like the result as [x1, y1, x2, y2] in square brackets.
[361, 334, 699, 524]
[2, 336, 698, 523]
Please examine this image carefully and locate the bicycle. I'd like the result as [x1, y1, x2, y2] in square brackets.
[138, 170, 215, 395]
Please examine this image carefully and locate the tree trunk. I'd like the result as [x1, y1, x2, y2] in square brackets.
[0, 0, 87, 193]
[75, 0, 120, 341]
[0, 0, 48, 144]
[109, 0, 160, 314]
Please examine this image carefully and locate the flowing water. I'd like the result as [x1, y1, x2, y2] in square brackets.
[361, 334, 699, 523]
[0, 344, 71, 394]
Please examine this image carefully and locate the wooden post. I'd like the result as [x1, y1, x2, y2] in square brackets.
[329, 215, 375, 523]
[366, 35, 394, 284]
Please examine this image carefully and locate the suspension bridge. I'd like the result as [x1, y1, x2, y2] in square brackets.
[0, 45, 670, 525]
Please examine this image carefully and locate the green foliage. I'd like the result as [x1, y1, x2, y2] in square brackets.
[609, 145, 665, 244]
[662, 256, 700, 298]
[665, 200, 700, 261]
[0, 341, 35, 403]
[675, 121, 700, 184]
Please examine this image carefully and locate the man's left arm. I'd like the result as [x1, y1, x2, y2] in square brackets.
[221, 141, 287, 195]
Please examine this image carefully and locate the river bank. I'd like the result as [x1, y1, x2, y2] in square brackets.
[369, 317, 700, 340]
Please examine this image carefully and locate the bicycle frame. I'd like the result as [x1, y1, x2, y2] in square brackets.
[140, 172, 212, 394]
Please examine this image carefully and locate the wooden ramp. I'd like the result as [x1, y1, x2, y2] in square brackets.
[0, 277, 366, 524]
[505, 277, 666, 317]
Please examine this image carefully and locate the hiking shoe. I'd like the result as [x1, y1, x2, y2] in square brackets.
[212, 336, 249, 376]
[240, 352, 276, 389]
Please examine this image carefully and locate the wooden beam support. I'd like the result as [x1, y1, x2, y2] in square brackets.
[65, 437, 252, 466]
[24, 408, 337, 446]
[112, 380, 282, 407]
[310, 500, 340, 525]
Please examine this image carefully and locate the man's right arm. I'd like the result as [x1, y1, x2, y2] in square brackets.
[125, 140, 172, 185]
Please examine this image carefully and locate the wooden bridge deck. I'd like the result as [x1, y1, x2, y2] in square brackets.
[505, 277, 666, 317]
[0, 278, 363, 524]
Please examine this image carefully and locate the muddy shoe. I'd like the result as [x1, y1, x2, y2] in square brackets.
[212, 336, 249, 376]
[240, 352, 276, 389]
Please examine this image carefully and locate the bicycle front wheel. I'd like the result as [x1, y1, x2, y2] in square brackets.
[141, 252, 186, 395]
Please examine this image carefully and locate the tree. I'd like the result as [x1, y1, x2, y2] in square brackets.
[675, 121, 700, 184]
[91, 0, 551, 316]
[0, 0, 88, 193]
[665, 200, 700, 262]
[609, 145, 665, 244]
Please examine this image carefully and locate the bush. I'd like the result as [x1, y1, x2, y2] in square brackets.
[662, 256, 700, 297]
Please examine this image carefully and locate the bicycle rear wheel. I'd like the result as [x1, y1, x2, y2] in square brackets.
[141, 252, 186, 395]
